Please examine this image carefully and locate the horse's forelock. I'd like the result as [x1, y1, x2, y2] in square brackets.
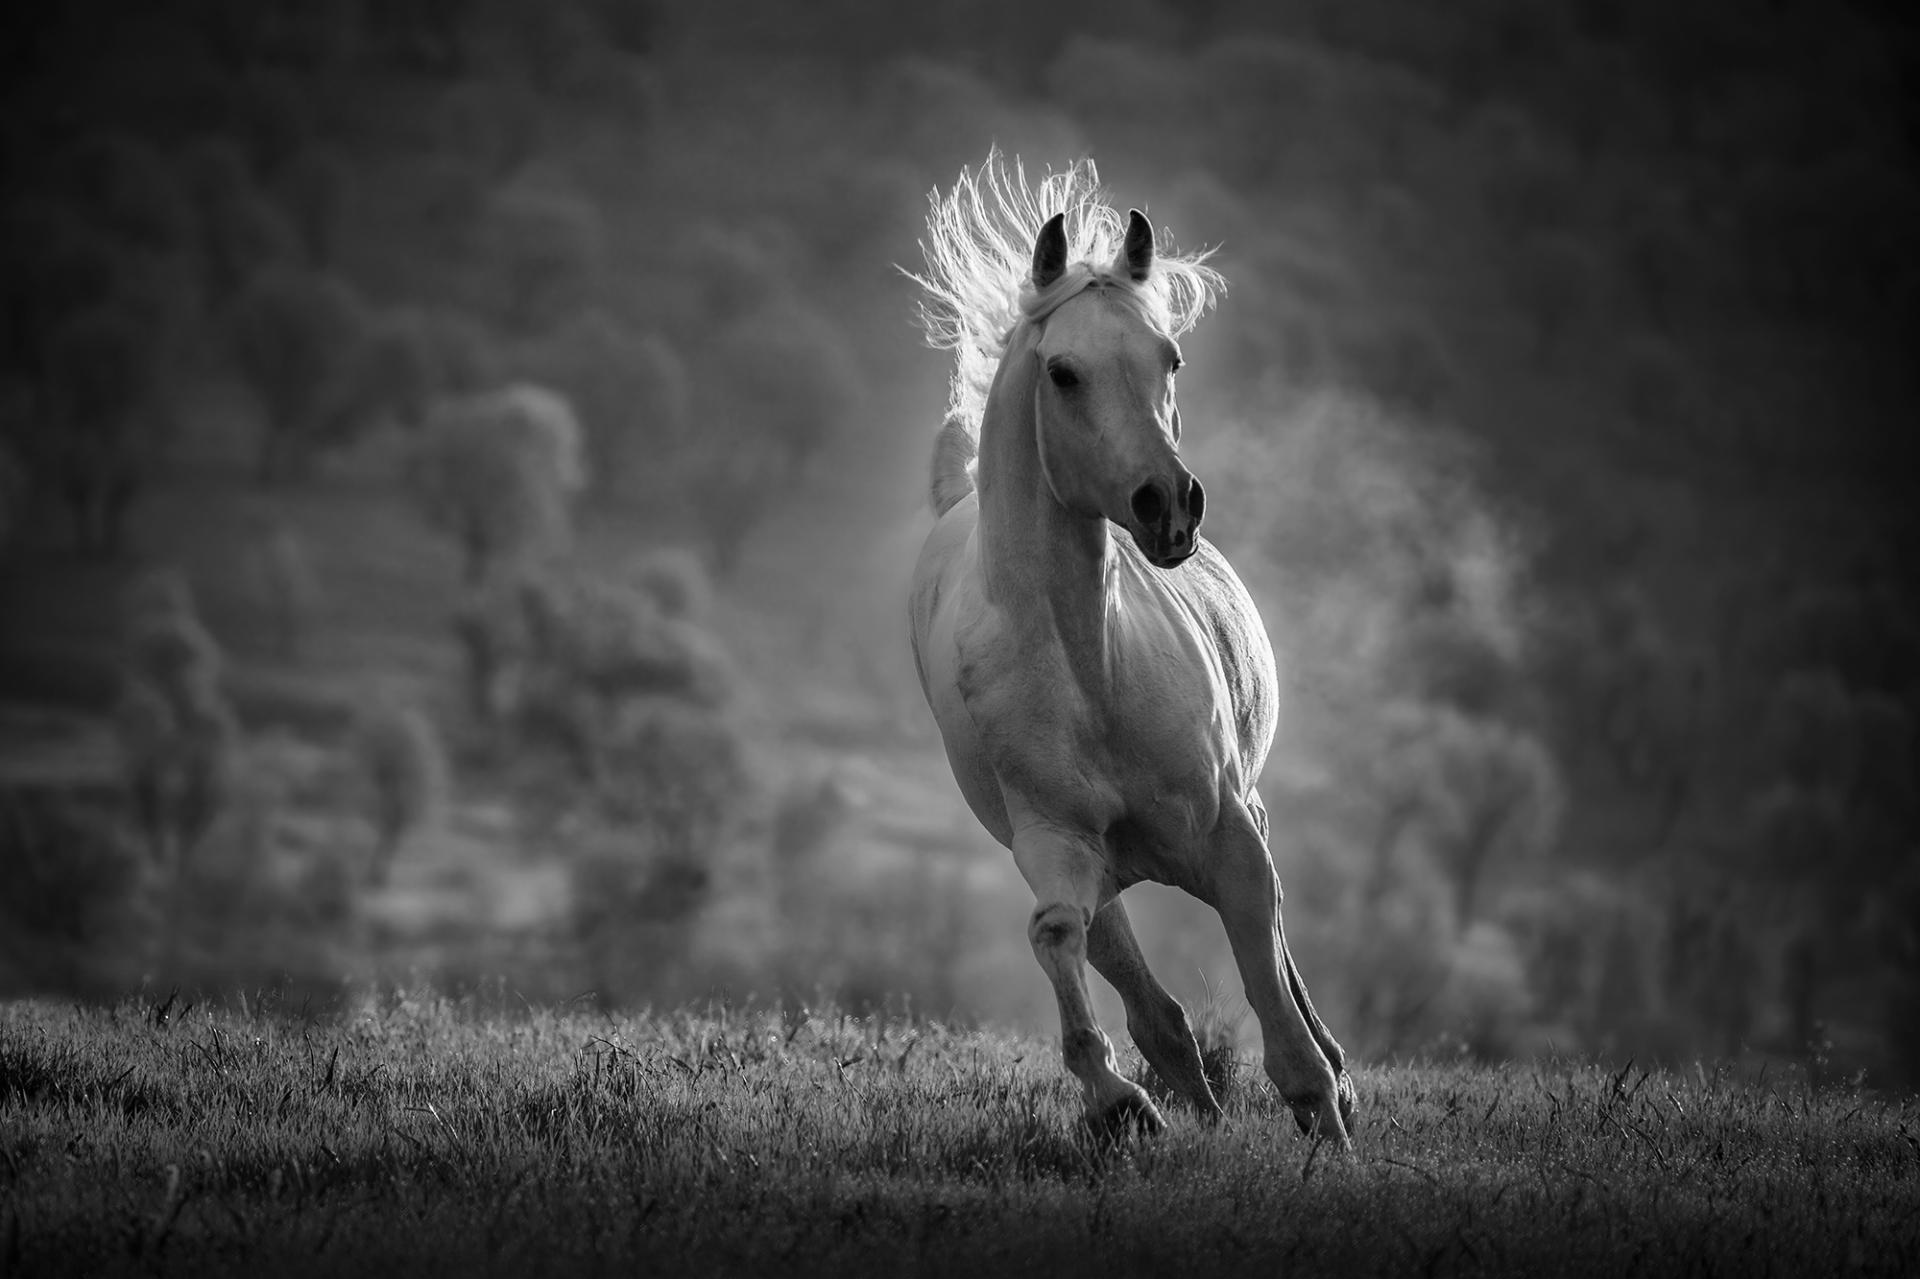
[908, 149, 1222, 436]
[1018, 264, 1169, 333]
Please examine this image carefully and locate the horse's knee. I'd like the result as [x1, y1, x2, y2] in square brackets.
[1062, 1026, 1113, 1075]
[1213, 850, 1278, 921]
[1028, 902, 1087, 955]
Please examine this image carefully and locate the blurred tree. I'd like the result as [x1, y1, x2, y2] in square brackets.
[180, 139, 303, 307]
[515, 568, 732, 734]
[406, 383, 585, 584]
[455, 557, 730, 762]
[705, 294, 863, 478]
[114, 570, 241, 874]
[270, 144, 353, 269]
[590, 0, 659, 56]
[1750, 584, 1920, 701]
[347, 702, 448, 886]
[319, 307, 440, 439]
[1507, 228, 1604, 366]
[1546, 585, 1704, 843]
[1367, 703, 1565, 932]
[683, 441, 783, 580]
[0, 205, 125, 384]
[449, 571, 531, 726]
[61, 130, 195, 257]
[1591, 906, 1658, 1054]
[447, 546, 744, 999]
[1741, 149, 1920, 326]
[411, 153, 490, 245]
[365, 0, 472, 72]
[226, 266, 367, 481]
[0, 437, 26, 554]
[1879, 867, 1920, 1087]
[568, 698, 749, 1002]
[410, 306, 501, 396]
[323, 303, 506, 446]
[1467, 102, 1580, 238]
[230, 67, 317, 174]
[478, 185, 605, 332]
[0, 788, 150, 958]
[514, 310, 691, 498]
[626, 547, 713, 624]
[451, 548, 719, 729]
[1616, 184, 1699, 328]
[558, 46, 660, 128]
[39, 305, 168, 555]
[499, 0, 601, 93]
[1618, 331, 1700, 446]
[437, 78, 546, 180]
[673, 223, 791, 326]
[1760, 669, 1861, 795]
[238, 514, 321, 659]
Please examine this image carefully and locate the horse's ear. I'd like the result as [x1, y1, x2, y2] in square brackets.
[1031, 213, 1068, 290]
[1120, 209, 1154, 282]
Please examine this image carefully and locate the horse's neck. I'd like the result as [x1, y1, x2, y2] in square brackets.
[974, 339, 1110, 665]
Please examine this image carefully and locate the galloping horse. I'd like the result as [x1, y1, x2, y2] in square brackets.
[907, 156, 1355, 1144]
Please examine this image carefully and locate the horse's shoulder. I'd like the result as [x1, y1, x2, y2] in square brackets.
[1159, 537, 1280, 781]
[1172, 541, 1272, 662]
[910, 497, 977, 615]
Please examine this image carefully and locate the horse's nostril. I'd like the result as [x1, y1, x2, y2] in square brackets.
[1131, 482, 1167, 526]
[1187, 476, 1205, 523]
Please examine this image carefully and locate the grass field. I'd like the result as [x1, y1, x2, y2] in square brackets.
[3, 990, 1915, 1277]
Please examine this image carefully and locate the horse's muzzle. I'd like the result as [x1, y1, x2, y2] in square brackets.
[1129, 472, 1204, 569]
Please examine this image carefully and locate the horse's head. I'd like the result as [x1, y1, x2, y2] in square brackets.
[1026, 210, 1202, 570]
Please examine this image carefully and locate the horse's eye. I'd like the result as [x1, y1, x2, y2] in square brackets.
[1047, 363, 1078, 389]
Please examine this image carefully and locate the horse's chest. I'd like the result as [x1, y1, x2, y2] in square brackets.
[953, 622, 1227, 846]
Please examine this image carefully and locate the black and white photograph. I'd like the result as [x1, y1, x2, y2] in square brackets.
[1, 1, 1915, 1274]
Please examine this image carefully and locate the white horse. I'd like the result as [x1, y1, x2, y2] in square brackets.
[907, 156, 1354, 1144]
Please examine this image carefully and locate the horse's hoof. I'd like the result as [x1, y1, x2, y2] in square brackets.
[1334, 1070, 1358, 1135]
[1091, 1088, 1166, 1140]
[1286, 1086, 1353, 1148]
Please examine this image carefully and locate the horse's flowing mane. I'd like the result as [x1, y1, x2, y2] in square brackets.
[906, 150, 1224, 437]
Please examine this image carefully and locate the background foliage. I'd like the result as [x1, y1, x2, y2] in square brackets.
[0, 0, 1913, 1088]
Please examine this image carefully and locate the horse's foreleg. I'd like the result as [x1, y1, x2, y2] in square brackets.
[1281, 925, 1356, 1134]
[1087, 898, 1221, 1121]
[1013, 825, 1165, 1137]
[1207, 812, 1351, 1147]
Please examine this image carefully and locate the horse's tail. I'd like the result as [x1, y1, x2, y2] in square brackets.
[928, 413, 976, 517]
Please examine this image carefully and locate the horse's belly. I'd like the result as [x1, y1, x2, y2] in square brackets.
[918, 631, 1014, 849]
[911, 520, 1015, 848]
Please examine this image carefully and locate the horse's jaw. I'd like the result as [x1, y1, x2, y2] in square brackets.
[1139, 540, 1199, 571]
[1119, 519, 1201, 570]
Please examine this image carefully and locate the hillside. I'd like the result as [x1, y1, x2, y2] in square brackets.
[0, 0, 1915, 1085]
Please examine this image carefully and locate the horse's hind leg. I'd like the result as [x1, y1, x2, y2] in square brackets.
[1088, 898, 1222, 1121]
[1206, 806, 1351, 1147]
[1012, 823, 1165, 1137]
